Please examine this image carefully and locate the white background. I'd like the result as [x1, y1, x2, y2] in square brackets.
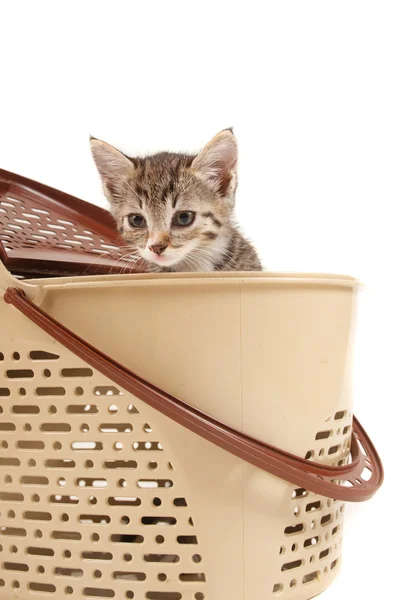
[1, 2, 399, 597]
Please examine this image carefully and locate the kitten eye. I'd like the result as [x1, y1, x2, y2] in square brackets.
[127, 214, 146, 228]
[173, 211, 195, 227]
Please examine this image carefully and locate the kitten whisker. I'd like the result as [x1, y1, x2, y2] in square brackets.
[81, 249, 122, 276]
[111, 252, 143, 274]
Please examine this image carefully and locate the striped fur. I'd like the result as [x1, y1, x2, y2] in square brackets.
[90, 130, 262, 272]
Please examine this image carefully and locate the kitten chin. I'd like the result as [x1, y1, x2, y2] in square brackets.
[146, 232, 232, 273]
[90, 129, 262, 272]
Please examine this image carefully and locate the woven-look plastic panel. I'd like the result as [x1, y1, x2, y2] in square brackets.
[272, 411, 352, 596]
[0, 348, 206, 600]
[0, 169, 145, 277]
[0, 345, 354, 600]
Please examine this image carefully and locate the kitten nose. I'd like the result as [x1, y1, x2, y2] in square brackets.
[149, 242, 168, 256]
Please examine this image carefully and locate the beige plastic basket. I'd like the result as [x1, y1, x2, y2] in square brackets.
[0, 261, 383, 600]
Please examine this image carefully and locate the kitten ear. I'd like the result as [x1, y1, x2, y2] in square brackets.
[90, 138, 134, 196]
[191, 129, 238, 196]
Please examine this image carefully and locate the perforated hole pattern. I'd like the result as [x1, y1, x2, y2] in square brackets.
[0, 181, 141, 276]
[272, 410, 352, 596]
[0, 347, 352, 599]
[0, 349, 205, 599]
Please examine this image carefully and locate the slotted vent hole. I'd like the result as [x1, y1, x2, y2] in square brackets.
[0, 347, 205, 597]
[276, 410, 351, 592]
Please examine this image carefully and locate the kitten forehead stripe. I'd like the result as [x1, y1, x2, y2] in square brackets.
[134, 183, 148, 204]
[162, 180, 175, 203]
[201, 212, 222, 228]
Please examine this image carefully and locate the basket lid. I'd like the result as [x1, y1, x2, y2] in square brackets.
[0, 168, 147, 278]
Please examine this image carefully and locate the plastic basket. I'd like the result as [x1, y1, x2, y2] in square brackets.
[0, 169, 146, 278]
[0, 255, 383, 600]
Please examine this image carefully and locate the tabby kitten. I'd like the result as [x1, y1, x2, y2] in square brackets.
[90, 129, 262, 272]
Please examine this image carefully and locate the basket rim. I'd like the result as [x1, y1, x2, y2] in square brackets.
[23, 270, 359, 291]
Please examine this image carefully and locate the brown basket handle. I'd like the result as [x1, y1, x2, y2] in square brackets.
[4, 287, 384, 502]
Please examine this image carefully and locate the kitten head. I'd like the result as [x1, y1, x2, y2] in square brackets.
[90, 129, 238, 270]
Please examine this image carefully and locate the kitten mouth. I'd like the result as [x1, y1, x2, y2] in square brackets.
[150, 254, 167, 263]
[139, 247, 185, 268]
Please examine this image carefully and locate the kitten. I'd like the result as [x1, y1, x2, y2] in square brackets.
[90, 129, 262, 272]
